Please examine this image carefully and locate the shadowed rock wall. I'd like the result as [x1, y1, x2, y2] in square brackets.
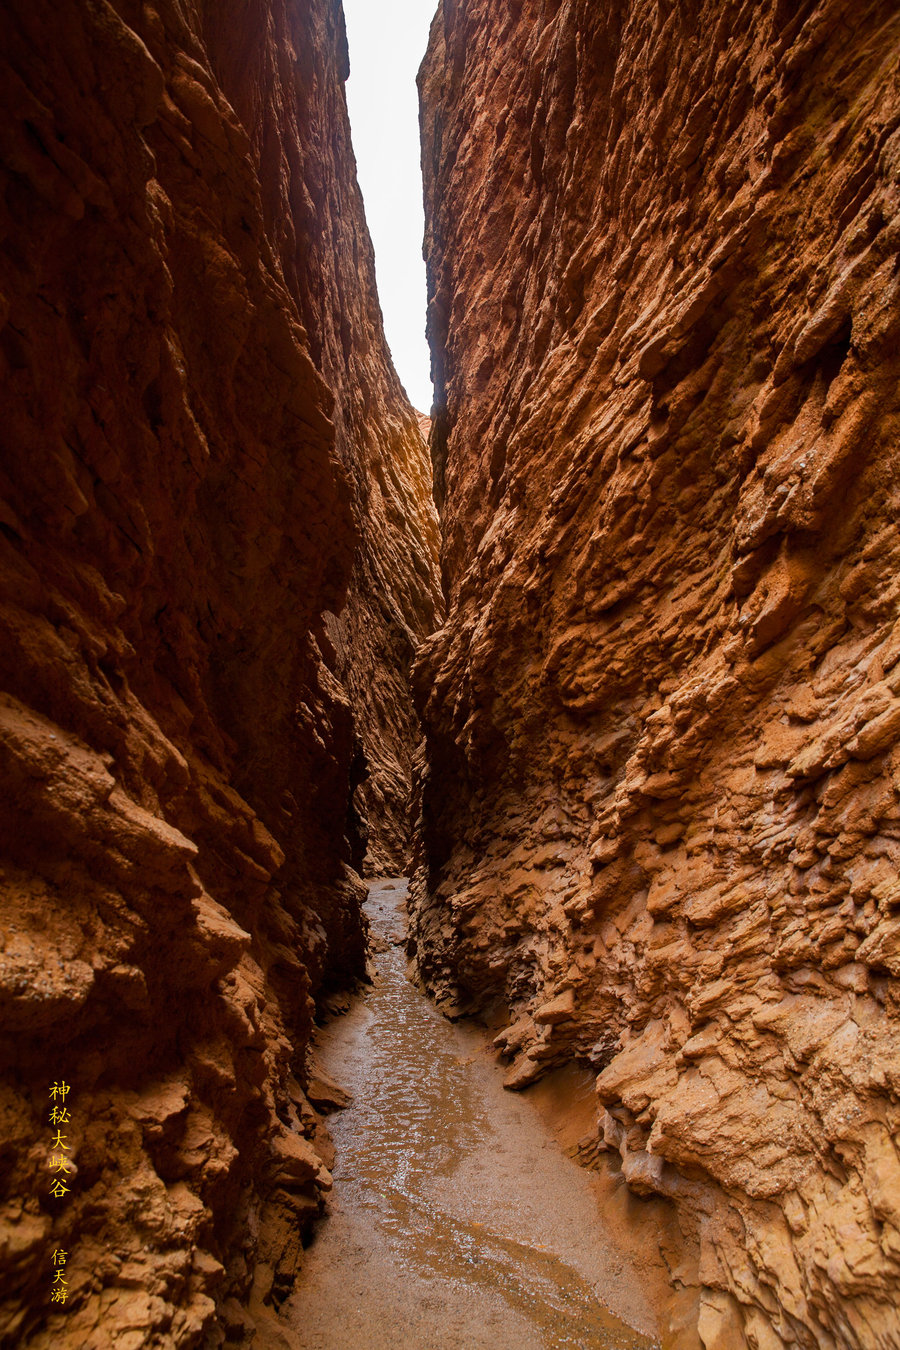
[414, 2, 900, 1346]
[200, 0, 442, 877]
[0, 0, 437, 1344]
[258, 2, 441, 876]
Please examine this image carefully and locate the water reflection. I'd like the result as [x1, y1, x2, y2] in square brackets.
[291, 878, 658, 1350]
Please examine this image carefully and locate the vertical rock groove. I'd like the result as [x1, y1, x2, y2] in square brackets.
[0, 1, 438, 1345]
[415, 2, 900, 1347]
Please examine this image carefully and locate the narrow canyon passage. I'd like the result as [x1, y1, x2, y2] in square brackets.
[286, 880, 657, 1350]
[3, 1, 900, 1347]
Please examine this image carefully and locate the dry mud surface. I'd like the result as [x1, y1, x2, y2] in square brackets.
[285, 879, 659, 1350]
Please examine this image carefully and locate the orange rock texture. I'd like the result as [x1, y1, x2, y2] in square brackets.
[414, 2, 900, 1346]
[0, 0, 437, 1344]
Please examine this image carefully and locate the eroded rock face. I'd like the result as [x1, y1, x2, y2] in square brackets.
[0, 1, 436, 1344]
[414, 2, 900, 1346]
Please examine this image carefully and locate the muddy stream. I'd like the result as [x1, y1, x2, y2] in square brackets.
[284, 879, 660, 1350]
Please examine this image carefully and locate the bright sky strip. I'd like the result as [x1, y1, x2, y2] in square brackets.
[342, 0, 436, 414]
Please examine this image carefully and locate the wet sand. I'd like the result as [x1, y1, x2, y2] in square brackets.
[284, 878, 661, 1350]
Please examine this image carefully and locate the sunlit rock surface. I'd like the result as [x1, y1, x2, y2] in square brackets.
[0, 0, 437, 1343]
[413, 2, 900, 1346]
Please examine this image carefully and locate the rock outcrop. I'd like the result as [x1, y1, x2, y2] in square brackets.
[414, 2, 900, 1346]
[0, 1, 437, 1345]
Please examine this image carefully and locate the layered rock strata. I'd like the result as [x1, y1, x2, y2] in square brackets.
[0, 1, 437, 1345]
[414, 2, 900, 1346]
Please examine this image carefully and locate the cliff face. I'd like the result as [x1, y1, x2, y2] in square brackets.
[415, 2, 900, 1346]
[0, 1, 437, 1345]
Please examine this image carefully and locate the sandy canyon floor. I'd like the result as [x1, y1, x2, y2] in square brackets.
[284, 879, 661, 1350]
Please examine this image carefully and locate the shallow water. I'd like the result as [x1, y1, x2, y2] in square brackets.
[285, 878, 659, 1350]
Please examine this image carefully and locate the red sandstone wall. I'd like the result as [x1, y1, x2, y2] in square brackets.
[414, 2, 900, 1346]
[0, 1, 436, 1344]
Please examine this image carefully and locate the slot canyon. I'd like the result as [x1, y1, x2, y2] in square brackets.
[1, 0, 899, 1347]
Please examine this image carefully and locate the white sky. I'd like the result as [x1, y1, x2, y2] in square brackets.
[342, 0, 436, 414]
